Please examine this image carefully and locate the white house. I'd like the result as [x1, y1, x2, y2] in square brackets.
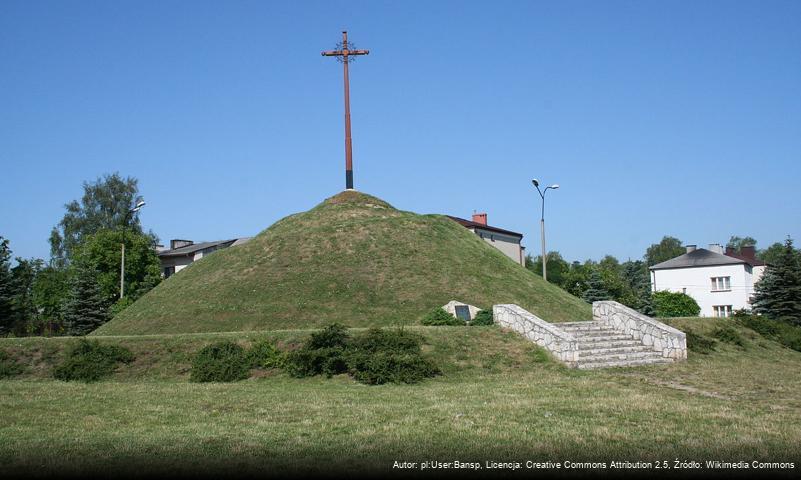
[448, 213, 525, 266]
[158, 237, 252, 278]
[649, 244, 766, 318]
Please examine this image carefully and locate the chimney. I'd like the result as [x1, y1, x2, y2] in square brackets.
[725, 246, 737, 256]
[708, 243, 723, 255]
[170, 239, 194, 250]
[685, 245, 697, 254]
[740, 245, 756, 260]
[472, 213, 487, 225]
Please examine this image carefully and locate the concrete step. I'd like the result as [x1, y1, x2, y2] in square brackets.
[560, 325, 616, 333]
[578, 339, 642, 350]
[571, 332, 634, 341]
[557, 321, 599, 327]
[577, 357, 674, 370]
[578, 350, 665, 363]
[578, 345, 655, 357]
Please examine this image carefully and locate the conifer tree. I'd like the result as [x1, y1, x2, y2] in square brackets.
[0, 237, 14, 334]
[753, 237, 801, 326]
[63, 260, 109, 335]
[582, 270, 611, 303]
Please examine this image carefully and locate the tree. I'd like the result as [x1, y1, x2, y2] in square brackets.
[31, 266, 69, 334]
[621, 260, 654, 315]
[527, 251, 569, 285]
[582, 270, 611, 303]
[50, 173, 147, 266]
[652, 291, 700, 317]
[0, 237, 13, 335]
[752, 237, 801, 326]
[727, 235, 757, 252]
[561, 261, 590, 298]
[63, 259, 109, 335]
[759, 241, 801, 266]
[9, 258, 44, 335]
[645, 236, 684, 267]
[74, 229, 161, 306]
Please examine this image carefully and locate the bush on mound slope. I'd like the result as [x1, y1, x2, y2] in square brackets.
[95, 191, 590, 335]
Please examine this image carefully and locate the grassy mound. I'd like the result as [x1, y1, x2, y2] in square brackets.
[96, 191, 590, 335]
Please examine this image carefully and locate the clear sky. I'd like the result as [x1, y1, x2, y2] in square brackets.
[2, 0, 800, 263]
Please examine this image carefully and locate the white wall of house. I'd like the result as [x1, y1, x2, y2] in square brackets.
[651, 263, 757, 317]
[470, 228, 524, 265]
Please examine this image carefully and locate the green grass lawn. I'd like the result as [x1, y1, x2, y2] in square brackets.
[2, 321, 801, 476]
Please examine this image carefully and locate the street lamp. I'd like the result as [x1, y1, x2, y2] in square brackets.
[120, 200, 146, 300]
[531, 179, 559, 282]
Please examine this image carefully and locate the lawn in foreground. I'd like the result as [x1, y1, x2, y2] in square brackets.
[1, 323, 801, 476]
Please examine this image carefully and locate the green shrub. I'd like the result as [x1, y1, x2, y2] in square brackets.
[471, 310, 494, 326]
[652, 291, 701, 317]
[247, 340, 286, 369]
[0, 350, 22, 378]
[712, 326, 745, 347]
[53, 339, 134, 382]
[737, 314, 801, 352]
[286, 324, 350, 378]
[421, 307, 464, 326]
[346, 328, 439, 385]
[190, 341, 250, 383]
[685, 330, 716, 354]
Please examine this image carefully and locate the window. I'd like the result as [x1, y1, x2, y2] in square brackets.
[711, 276, 731, 292]
[163, 266, 175, 279]
[713, 305, 732, 318]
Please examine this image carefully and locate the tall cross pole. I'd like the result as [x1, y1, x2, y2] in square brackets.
[322, 31, 369, 190]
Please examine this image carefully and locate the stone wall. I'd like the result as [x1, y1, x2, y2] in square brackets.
[593, 301, 687, 360]
[493, 304, 579, 366]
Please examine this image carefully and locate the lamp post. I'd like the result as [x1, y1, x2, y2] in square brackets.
[531, 179, 559, 282]
[120, 200, 146, 300]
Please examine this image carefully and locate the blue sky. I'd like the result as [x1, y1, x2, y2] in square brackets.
[2, 0, 800, 263]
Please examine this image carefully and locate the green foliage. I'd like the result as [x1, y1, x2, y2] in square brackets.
[752, 237, 801, 326]
[63, 259, 109, 335]
[190, 341, 250, 383]
[286, 324, 351, 378]
[711, 326, 745, 347]
[471, 309, 493, 326]
[652, 291, 701, 317]
[247, 340, 286, 369]
[49, 173, 150, 266]
[30, 265, 69, 334]
[727, 235, 757, 251]
[287, 325, 440, 385]
[0, 237, 15, 335]
[346, 328, 439, 385]
[527, 251, 569, 285]
[421, 307, 464, 326]
[0, 349, 23, 378]
[758, 241, 801, 266]
[645, 236, 685, 267]
[110, 297, 134, 317]
[53, 339, 134, 382]
[582, 270, 611, 303]
[685, 330, 717, 354]
[74, 229, 162, 305]
[736, 314, 801, 352]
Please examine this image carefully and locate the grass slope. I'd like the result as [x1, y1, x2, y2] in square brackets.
[97, 191, 590, 335]
[2, 320, 801, 475]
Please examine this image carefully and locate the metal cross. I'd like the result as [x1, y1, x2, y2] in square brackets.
[322, 31, 369, 190]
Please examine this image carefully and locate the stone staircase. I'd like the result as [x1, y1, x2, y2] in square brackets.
[559, 321, 675, 369]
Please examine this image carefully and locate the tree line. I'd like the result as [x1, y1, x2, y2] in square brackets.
[526, 235, 801, 322]
[0, 173, 161, 336]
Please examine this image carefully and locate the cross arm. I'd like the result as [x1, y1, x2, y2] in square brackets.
[321, 49, 370, 56]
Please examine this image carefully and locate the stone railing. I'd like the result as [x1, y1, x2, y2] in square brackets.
[493, 304, 579, 366]
[593, 301, 687, 360]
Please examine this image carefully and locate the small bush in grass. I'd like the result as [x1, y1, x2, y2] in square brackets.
[286, 324, 350, 378]
[53, 339, 134, 382]
[652, 291, 701, 317]
[0, 350, 22, 378]
[471, 310, 494, 326]
[190, 341, 250, 383]
[712, 326, 745, 347]
[247, 340, 286, 369]
[685, 330, 716, 354]
[421, 307, 464, 326]
[737, 314, 801, 352]
[346, 328, 439, 385]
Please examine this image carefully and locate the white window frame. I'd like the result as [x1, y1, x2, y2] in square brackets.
[713, 305, 732, 318]
[711, 276, 731, 292]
